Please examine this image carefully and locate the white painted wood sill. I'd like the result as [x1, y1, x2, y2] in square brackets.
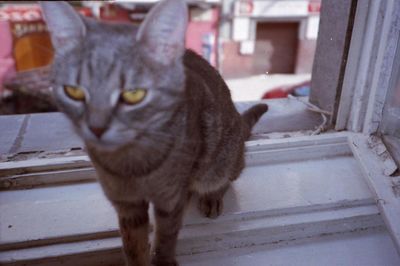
[0, 132, 399, 266]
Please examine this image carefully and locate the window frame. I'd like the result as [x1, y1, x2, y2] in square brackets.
[336, 0, 400, 134]
[1, 0, 400, 265]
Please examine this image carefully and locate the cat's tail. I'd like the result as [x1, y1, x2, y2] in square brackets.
[241, 103, 269, 139]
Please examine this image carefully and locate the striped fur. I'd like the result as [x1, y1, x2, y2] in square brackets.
[42, 0, 268, 265]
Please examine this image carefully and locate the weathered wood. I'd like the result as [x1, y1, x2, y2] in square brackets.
[245, 142, 351, 166]
[245, 131, 349, 151]
[181, 230, 400, 266]
[335, 0, 370, 130]
[383, 135, 400, 169]
[341, 0, 400, 133]
[0, 113, 83, 156]
[0, 143, 373, 250]
[0, 205, 383, 266]
[0, 168, 96, 190]
[365, 0, 400, 134]
[0, 156, 91, 177]
[1, 132, 399, 265]
[350, 134, 400, 255]
[0, 133, 350, 190]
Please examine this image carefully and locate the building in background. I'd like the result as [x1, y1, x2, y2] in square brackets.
[97, 0, 221, 67]
[94, 0, 320, 78]
[219, 0, 320, 78]
[0, 0, 320, 113]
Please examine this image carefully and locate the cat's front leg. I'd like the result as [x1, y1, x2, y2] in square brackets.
[114, 201, 150, 266]
[151, 202, 186, 266]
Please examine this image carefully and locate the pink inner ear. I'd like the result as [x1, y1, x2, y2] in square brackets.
[142, 40, 183, 66]
[136, 0, 187, 65]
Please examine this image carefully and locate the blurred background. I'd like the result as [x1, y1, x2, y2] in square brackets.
[0, 0, 321, 114]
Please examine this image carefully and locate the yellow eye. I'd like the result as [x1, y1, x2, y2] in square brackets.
[63, 85, 85, 101]
[120, 88, 147, 105]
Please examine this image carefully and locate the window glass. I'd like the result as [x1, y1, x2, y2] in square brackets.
[0, 0, 320, 114]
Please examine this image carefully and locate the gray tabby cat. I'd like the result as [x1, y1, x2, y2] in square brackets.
[40, 0, 268, 265]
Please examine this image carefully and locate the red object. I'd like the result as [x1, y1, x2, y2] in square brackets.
[262, 80, 311, 99]
[262, 88, 289, 99]
[77, 7, 93, 18]
[308, 0, 321, 14]
[100, 4, 131, 22]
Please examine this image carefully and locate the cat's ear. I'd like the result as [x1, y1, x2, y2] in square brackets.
[40, 1, 86, 53]
[136, 0, 188, 66]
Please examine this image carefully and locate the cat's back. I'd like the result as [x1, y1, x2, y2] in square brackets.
[183, 49, 238, 114]
[183, 49, 222, 85]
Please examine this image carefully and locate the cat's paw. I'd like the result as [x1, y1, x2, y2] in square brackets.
[151, 257, 178, 266]
[198, 197, 223, 219]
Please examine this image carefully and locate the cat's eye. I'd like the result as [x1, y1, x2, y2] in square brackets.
[120, 88, 147, 105]
[63, 85, 85, 101]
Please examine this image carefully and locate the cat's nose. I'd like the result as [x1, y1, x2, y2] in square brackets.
[89, 126, 106, 138]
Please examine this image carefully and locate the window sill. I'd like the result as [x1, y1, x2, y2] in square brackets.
[1, 132, 399, 265]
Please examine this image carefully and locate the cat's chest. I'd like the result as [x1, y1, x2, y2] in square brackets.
[89, 148, 191, 205]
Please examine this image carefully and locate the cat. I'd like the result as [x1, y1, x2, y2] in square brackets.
[40, 0, 268, 265]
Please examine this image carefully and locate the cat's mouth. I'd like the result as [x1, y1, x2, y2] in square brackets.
[85, 136, 126, 151]
[78, 125, 123, 151]
[87, 131, 141, 153]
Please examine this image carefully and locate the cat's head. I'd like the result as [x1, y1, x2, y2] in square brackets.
[40, 0, 188, 150]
